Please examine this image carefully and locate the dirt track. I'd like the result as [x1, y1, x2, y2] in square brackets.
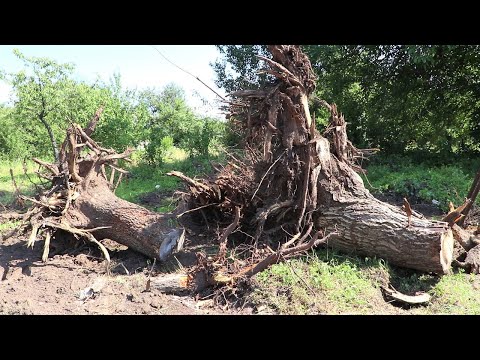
[0, 234, 233, 315]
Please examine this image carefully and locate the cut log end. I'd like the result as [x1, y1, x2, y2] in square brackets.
[440, 228, 454, 274]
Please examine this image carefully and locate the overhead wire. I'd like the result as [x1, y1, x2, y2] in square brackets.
[148, 45, 227, 102]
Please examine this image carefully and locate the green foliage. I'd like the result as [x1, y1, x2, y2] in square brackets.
[92, 74, 148, 152]
[0, 105, 26, 161]
[212, 45, 480, 158]
[115, 148, 219, 212]
[304, 45, 480, 156]
[181, 118, 225, 157]
[1, 51, 148, 160]
[139, 84, 225, 165]
[213, 45, 271, 93]
[363, 157, 474, 211]
[5, 50, 77, 160]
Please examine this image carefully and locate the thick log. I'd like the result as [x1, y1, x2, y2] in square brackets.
[317, 197, 453, 274]
[206, 45, 457, 276]
[65, 166, 180, 260]
[307, 132, 454, 274]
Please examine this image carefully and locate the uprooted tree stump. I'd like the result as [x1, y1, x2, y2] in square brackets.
[9, 107, 182, 268]
[169, 45, 480, 284]
[8, 45, 480, 294]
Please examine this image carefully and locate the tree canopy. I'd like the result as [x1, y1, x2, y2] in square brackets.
[0, 49, 224, 164]
[213, 45, 480, 160]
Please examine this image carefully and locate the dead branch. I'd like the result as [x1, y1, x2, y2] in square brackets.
[67, 128, 82, 183]
[381, 286, 431, 305]
[84, 106, 104, 136]
[218, 206, 241, 258]
[457, 168, 480, 227]
[44, 220, 111, 268]
[176, 203, 219, 219]
[99, 148, 134, 164]
[42, 230, 51, 262]
[9, 169, 24, 207]
[22, 159, 42, 193]
[113, 173, 123, 193]
[32, 158, 59, 176]
[250, 151, 286, 201]
[167, 171, 212, 193]
[238, 231, 337, 279]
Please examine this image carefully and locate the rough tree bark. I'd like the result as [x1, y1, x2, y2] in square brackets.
[17, 107, 181, 265]
[13, 45, 478, 280]
[173, 45, 459, 276]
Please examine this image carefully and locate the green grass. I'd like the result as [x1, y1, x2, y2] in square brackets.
[428, 272, 480, 314]
[0, 160, 42, 205]
[362, 160, 477, 211]
[116, 147, 221, 212]
[253, 249, 388, 314]
[253, 248, 480, 315]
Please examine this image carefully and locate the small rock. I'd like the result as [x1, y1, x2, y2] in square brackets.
[78, 287, 94, 301]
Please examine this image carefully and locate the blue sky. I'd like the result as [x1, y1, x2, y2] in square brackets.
[0, 45, 226, 117]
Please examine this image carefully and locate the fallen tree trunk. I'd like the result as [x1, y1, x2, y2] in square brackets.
[174, 45, 457, 277]
[65, 167, 177, 260]
[18, 108, 181, 264]
[318, 197, 453, 273]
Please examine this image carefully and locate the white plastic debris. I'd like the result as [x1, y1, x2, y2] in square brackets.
[155, 185, 161, 190]
[432, 199, 440, 206]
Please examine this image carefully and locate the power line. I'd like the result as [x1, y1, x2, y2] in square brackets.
[148, 45, 226, 102]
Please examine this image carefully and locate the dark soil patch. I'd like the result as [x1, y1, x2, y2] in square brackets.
[0, 229, 249, 315]
[138, 190, 172, 206]
[373, 191, 444, 218]
[138, 190, 177, 213]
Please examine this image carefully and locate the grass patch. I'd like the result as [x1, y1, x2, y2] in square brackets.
[253, 249, 389, 314]
[116, 148, 223, 211]
[0, 220, 19, 231]
[253, 248, 480, 315]
[428, 271, 480, 314]
[0, 161, 41, 205]
[363, 160, 476, 211]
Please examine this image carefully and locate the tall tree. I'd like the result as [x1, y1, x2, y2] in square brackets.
[6, 49, 77, 161]
[213, 45, 480, 158]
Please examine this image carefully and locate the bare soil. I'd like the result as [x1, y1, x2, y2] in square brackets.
[1, 196, 477, 315]
[373, 191, 444, 218]
[0, 232, 248, 315]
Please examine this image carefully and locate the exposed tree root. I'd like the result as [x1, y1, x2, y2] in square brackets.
[170, 45, 464, 300]
[7, 106, 182, 269]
